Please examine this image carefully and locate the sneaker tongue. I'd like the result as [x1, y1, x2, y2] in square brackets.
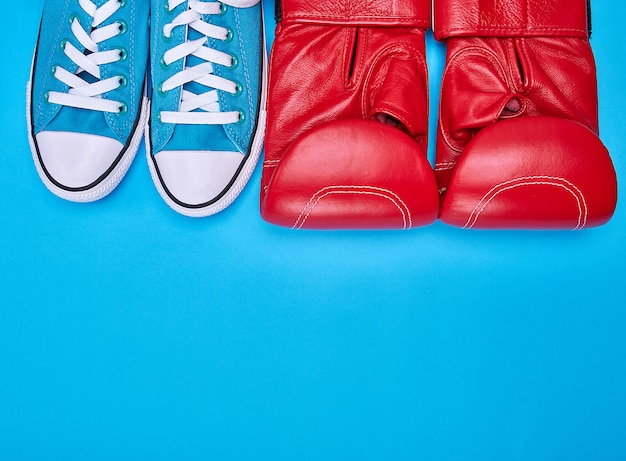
[183, 22, 212, 102]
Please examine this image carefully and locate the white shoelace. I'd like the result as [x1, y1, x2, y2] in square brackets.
[159, 0, 259, 125]
[47, 0, 126, 114]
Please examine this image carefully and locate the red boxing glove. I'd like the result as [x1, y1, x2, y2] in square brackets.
[434, 0, 617, 229]
[260, 0, 439, 230]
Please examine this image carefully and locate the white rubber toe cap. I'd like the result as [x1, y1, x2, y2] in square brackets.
[36, 131, 124, 189]
[154, 150, 245, 206]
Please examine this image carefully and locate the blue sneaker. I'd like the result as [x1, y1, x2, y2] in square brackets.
[27, 0, 149, 202]
[148, 0, 266, 217]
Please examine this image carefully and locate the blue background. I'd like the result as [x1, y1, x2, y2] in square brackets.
[1, 1, 625, 460]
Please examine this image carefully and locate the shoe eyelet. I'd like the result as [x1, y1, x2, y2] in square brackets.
[50, 65, 58, 77]
[118, 75, 128, 89]
[232, 81, 243, 96]
[227, 55, 238, 70]
[157, 83, 168, 96]
[118, 0, 127, 7]
[117, 102, 128, 116]
[117, 20, 127, 35]
[236, 110, 245, 124]
[68, 13, 78, 26]
[44, 91, 50, 103]
[219, 3, 228, 15]
[164, 1, 174, 14]
[160, 56, 171, 69]
[223, 27, 234, 43]
[118, 47, 127, 61]
[60, 39, 68, 51]
[162, 30, 173, 42]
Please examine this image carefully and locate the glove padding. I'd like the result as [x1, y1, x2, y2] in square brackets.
[260, 0, 438, 230]
[434, 0, 617, 229]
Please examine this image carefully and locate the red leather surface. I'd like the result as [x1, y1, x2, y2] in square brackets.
[261, 1, 437, 230]
[434, 0, 589, 39]
[282, 0, 431, 27]
[435, 0, 617, 229]
[262, 120, 439, 230]
[440, 117, 617, 229]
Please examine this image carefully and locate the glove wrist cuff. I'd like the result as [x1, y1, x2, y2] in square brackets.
[279, 0, 431, 28]
[434, 0, 589, 40]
